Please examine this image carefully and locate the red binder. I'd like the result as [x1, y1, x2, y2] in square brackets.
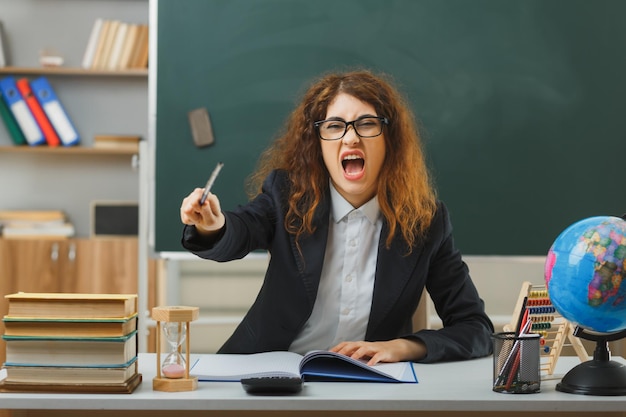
[16, 78, 60, 146]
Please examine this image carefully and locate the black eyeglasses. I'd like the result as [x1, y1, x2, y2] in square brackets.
[314, 116, 389, 141]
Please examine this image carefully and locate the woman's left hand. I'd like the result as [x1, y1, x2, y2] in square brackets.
[329, 338, 427, 366]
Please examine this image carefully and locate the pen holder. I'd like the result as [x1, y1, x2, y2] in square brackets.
[492, 332, 541, 394]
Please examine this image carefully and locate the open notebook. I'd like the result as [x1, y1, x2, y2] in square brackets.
[190, 350, 417, 383]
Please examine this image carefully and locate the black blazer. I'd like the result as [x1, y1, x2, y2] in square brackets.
[182, 170, 493, 363]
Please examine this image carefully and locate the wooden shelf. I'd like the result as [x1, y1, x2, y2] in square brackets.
[0, 145, 138, 156]
[0, 66, 147, 77]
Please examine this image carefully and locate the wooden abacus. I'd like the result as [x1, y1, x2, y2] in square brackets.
[504, 281, 588, 375]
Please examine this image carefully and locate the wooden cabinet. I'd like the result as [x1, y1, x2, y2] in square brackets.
[0, 237, 157, 362]
[0, 237, 145, 294]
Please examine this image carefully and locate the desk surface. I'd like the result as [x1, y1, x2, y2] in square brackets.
[1, 354, 626, 413]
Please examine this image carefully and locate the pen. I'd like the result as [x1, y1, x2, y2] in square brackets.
[199, 162, 224, 205]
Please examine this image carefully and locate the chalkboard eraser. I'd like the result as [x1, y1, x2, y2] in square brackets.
[188, 107, 215, 147]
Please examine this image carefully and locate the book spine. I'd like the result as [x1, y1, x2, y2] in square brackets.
[107, 22, 128, 70]
[117, 24, 138, 70]
[0, 76, 45, 146]
[16, 78, 61, 146]
[97, 20, 120, 70]
[0, 87, 27, 145]
[82, 18, 104, 69]
[91, 19, 111, 69]
[30, 77, 80, 146]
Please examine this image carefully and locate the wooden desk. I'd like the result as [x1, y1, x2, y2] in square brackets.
[2, 354, 626, 417]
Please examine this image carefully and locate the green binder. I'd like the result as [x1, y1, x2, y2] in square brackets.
[0, 89, 27, 145]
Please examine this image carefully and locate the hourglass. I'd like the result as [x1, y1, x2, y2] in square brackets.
[152, 306, 199, 392]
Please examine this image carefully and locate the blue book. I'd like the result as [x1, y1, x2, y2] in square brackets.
[30, 76, 80, 146]
[0, 76, 45, 146]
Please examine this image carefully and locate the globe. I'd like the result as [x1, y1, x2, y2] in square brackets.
[544, 215, 626, 395]
[545, 216, 626, 334]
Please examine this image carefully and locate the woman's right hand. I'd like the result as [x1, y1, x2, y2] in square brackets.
[180, 188, 226, 235]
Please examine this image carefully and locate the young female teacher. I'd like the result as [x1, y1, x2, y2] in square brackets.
[180, 69, 493, 365]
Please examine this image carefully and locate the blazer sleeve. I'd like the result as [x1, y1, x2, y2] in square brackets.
[410, 204, 494, 363]
[181, 170, 284, 260]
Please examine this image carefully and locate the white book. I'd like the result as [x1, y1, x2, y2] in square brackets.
[107, 22, 128, 70]
[1, 222, 75, 239]
[81, 18, 104, 69]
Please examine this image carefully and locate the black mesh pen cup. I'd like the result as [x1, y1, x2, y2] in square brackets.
[492, 332, 541, 393]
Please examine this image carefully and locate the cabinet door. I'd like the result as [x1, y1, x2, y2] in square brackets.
[69, 238, 139, 294]
[0, 239, 68, 295]
[0, 238, 71, 363]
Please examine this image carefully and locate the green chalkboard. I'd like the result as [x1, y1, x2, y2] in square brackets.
[155, 0, 626, 255]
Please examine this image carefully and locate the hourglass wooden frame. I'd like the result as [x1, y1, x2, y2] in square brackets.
[152, 306, 199, 392]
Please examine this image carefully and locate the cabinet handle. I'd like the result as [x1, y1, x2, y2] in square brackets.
[50, 242, 59, 261]
[68, 242, 76, 262]
[131, 153, 139, 171]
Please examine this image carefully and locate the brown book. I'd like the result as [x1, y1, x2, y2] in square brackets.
[90, 19, 112, 69]
[4, 332, 137, 367]
[4, 293, 138, 319]
[117, 24, 139, 69]
[94, 134, 141, 143]
[136, 24, 149, 68]
[0, 372, 142, 394]
[93, 141, 139, 152]
[0, 210, 66, 223]
[93, 135, 141, 152]
[106, 22, 128, 70]
[3, 315, 137, 337]
[130, 24, 149, 68]
[95, 20, 120, 70]
[2, 359, 138, 384]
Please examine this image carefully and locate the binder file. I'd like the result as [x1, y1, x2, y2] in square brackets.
[0, 76, 45, 146]
[0, 89, 27, 145]
[16, 78, 61, 146]
[30, 77, 80, 146]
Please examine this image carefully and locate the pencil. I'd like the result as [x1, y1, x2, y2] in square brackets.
[199, 162, 224, 205]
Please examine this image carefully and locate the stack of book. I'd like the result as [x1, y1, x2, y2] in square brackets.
[0, 75, 80, 147]
[82, 18, 149, 71]
[0, 292, 141, 393]
[0, 210, 75, 239]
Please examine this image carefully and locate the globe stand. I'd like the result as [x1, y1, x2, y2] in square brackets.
[556, 327, 626, 396]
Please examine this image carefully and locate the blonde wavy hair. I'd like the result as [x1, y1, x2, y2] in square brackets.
[248, 69, 437, 252]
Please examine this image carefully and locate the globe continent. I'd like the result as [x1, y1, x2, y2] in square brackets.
[545, 216, 626, 333]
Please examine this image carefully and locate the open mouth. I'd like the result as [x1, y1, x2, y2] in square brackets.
[342, 154, 365, 176]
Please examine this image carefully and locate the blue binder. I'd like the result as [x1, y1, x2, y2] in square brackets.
[0, 76, 45, 146]
[30, 77, 80, 146]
